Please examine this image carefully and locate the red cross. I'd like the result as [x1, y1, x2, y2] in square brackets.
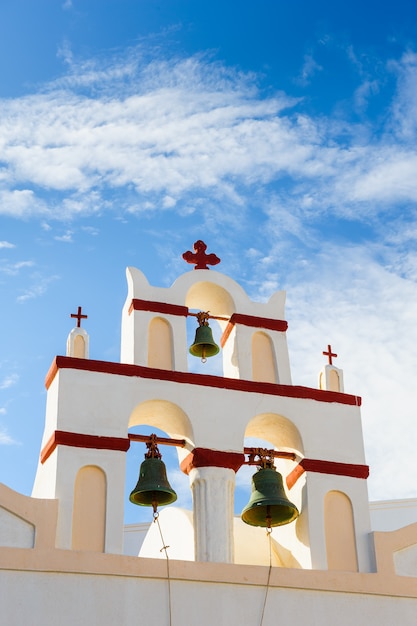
[323, 344, 337, 365]
[71, 306, 88, 328]
[182, 240, 221, 270]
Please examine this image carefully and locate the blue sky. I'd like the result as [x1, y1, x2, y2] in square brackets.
[0, 1, 416, 525]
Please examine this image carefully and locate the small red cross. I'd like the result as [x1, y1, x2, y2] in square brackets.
[182, 240, 221, 270]
[71, 306, 88, 328]
[323, 344, 337, 365]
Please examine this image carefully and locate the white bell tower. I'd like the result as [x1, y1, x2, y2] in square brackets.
[32, 241, 373, 572]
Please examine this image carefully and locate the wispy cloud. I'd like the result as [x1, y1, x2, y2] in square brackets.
[54, 230, 74, 243]
[295, 53, 323, 86]
[0, 48, 415, 229]
[0, 373, 19, 390]
[17, 274, 59, 302]
[249, 244, 417, 501]
[0, 241, 15, 249]
[0, 260, 34, 276]
[0, 427, 18, 446]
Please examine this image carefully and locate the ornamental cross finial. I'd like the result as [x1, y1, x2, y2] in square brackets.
[182, 240, 221, 270]
[323, 344, 338, 365]
[71, 306, 88, 328]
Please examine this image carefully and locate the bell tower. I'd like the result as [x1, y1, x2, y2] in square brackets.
[32, 241, 373, 572]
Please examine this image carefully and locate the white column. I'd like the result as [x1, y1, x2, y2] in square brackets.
[189, 466, 235, 563]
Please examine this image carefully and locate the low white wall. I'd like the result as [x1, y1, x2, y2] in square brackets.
[1, 569, 415, 626]
[370, 498, 417, 531]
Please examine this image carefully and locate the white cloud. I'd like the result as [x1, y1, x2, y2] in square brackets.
[0, 260, 34, 276]
[0, 374, 19, 390]
[17, 274, 59, 302]
[389, 51, 417, 140]
[54, 230, 74, 243]
[0, 189, 47, 217]
[0, 241, 15, 249]
[0, 49, 415, 226]
[257, 245, 417, 501]
[295, 54, 323, 86]
[0, 430, 15, 445]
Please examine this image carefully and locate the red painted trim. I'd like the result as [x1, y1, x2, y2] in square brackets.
[231, 313, 288, 332]
[220, 321, 235, 348]
[301, 458, 369, 478]
[40, 430, 130, 464]
[180, 448, 245, 474]
[286, 463, 306, 490]
[220, 314, 288, 348]
[45, 356, 362, 407]
[129, 299, 189, 317]
[286, 458, 369, 489]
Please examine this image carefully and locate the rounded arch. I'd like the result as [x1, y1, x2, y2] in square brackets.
[147, 317, 174, 370]
[72, 465, 107, 552]
[185, 281, 236, 318]
[252, 331, 277, 383]
[128, 399, 194, 463]
[126, 402, 194, 524]
[245, 412, 304, 456]
[324, 490, 358, 571]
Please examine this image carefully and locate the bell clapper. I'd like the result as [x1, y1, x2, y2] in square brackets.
[265, 505, 272, 530]
[152, 498, 159, 516]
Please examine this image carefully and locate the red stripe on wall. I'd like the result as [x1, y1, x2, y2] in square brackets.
[230, 313, 288, 332]
[45, 356, 362, 407]
[40, 430, 130, 464]
[220, 314, 288, 347]
[128, 299, 189, 316]
[180, 448, 245, 474]
[286, 458, 369, 489]
[40, 431, 369, 487]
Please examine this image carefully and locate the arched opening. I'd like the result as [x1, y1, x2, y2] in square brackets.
[125, 401, 194, 534]
[72, 465, 106, 552]
[148, 317, 174, 370]
[73, 334, 86, 358]
[252, 331, 277, 383]
[185, 281, 236, 377]
[234, 413, 309, 568]
[324, 490, 358, 571]
[329, 369, 340, 392]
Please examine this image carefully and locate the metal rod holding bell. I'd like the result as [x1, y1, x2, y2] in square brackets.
[189, 311, 220, 363]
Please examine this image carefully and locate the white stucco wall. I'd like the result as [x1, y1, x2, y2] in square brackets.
[1, 568, 415, 626]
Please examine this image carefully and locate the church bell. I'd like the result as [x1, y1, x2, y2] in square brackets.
[241, 466, 299, 528]
[189, 311, 220, 362]
[129, 436, 177, 512]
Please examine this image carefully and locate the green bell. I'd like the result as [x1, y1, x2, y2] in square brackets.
[189, 323, 220, 361]
[241, 467, 299, 528]
[129, 457, 177, 510]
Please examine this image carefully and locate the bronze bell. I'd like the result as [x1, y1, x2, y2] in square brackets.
[129, 435, 177, 512]
[130, 457, 177, 510]
[189, 311, 220, 362]
[241, 466, 299, 528]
